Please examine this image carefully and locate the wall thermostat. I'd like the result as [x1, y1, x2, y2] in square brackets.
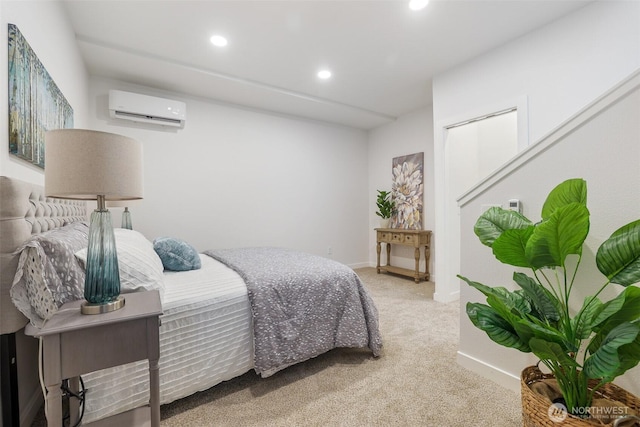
[508, 199, 522, 214]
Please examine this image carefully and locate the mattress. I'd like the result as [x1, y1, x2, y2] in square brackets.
[82, 255, 254, 423]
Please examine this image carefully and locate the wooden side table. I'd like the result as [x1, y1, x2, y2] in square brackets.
[25, 290, 162, 427]
[375, 228, 432, 283]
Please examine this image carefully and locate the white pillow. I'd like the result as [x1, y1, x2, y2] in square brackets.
[75, 228, 165, 298]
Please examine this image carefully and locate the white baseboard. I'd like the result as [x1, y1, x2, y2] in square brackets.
[349, 262, 372, 269]
[456, 351, 520, 393]
[434, 289, 460, 303]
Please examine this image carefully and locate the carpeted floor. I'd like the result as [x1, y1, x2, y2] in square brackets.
[33, 267, 522, 426]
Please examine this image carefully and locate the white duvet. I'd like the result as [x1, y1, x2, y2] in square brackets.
[82, 255, 254, 423]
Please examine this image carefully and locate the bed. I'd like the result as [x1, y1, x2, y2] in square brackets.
[0, 176, 382, 424]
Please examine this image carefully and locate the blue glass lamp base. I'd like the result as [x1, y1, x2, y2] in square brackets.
[121, 208, 132, 230]
[84, 208, 122, 313]
[81, 296, 126, 315]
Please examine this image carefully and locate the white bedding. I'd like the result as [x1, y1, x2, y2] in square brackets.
[82, 255, 254, 423]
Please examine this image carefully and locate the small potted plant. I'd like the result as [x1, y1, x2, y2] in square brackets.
[375, 190, 395, 228]
[459, 178, 640, 425]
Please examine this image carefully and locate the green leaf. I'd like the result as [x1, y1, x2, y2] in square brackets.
[512, 319, 572, 354]
[582, 288, 640, 371]
[525, 203, 590, 269]
[583, 322, 640, 380]
[474, 207, 532, 247]
[466, 302, 530, 352]
[587, 293, 640, 358]
[585, 331, 640, 383]
[491, 227, 535, 267]
[541, 178, 587, 220]
[572, 296, 603, 340]
[458, 275, 530, 317]
[487, 291, 531, 318]
[616, 334, 640, 376]
[521, 320, 569, 348]
[511, 319, 536, 346]
[457, 275, 496, 298]
[596, 219, 640, 286]
[591, 286, 640, 336]
[512, 272, 561, 322]
[529, 338, 578, 368]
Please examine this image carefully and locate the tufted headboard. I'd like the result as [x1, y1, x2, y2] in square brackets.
[0, 176, 87, 335]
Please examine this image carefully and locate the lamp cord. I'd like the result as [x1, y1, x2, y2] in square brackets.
[38, 337, 48, 421]
[61, 377, 86, 427]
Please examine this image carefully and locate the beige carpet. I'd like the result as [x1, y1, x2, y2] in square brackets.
[33, 267, 522, 426]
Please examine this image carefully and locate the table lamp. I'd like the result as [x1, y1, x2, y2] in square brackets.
[45, 129, 143, 314]
[107, 200, 139, 230]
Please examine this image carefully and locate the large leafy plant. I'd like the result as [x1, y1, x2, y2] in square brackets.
[375, 190, 395, 219]
[459, 178, 640, 417]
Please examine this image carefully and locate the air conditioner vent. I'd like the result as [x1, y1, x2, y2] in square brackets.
[109, 90, 186, 128]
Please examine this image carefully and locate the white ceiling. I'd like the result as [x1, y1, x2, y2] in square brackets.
[63, 0, 591, 129]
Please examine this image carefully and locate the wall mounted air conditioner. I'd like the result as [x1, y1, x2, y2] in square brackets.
[109, 90, 186, 128]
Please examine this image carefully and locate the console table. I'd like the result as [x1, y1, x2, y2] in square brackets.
[375, 228, 432, 283]
[26, 290, 162, 427]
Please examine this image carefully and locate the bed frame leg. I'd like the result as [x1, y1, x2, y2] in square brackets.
[1, 333, 20, 427]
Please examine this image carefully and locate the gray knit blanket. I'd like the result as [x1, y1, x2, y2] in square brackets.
[204, 247, 382, 377]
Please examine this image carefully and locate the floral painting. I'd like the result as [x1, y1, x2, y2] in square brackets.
[390, 152, 424, 229]
[8, 23, 73, 169]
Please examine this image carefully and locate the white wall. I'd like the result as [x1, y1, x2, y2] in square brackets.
[367, 106, 434, 272]
[432, 0, 640, 305]
[88, 77, 370, 266]
[431, 0, 640, 392]
[0, 0, 89, 182]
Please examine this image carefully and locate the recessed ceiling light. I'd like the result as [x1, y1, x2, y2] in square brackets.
[210, 35, 228, 47]
[409, 0, 429, 11]
[317, 70, 332, 80]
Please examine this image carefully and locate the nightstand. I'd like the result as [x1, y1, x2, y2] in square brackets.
[25, 290, 162, 427]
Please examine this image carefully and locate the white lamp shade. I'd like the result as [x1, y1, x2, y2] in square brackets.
[106, 200, 140, 208]
[45, 129, 143, 201]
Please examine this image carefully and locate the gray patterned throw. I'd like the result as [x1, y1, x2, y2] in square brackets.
[204, 247, 382, 377]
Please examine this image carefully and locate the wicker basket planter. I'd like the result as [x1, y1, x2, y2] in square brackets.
[521, 365, 640, 427]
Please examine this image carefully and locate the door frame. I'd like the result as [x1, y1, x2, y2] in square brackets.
[433, 96, 528, 302]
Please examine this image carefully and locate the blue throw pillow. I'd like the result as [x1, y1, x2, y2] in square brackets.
[153, 237, 201, 271]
